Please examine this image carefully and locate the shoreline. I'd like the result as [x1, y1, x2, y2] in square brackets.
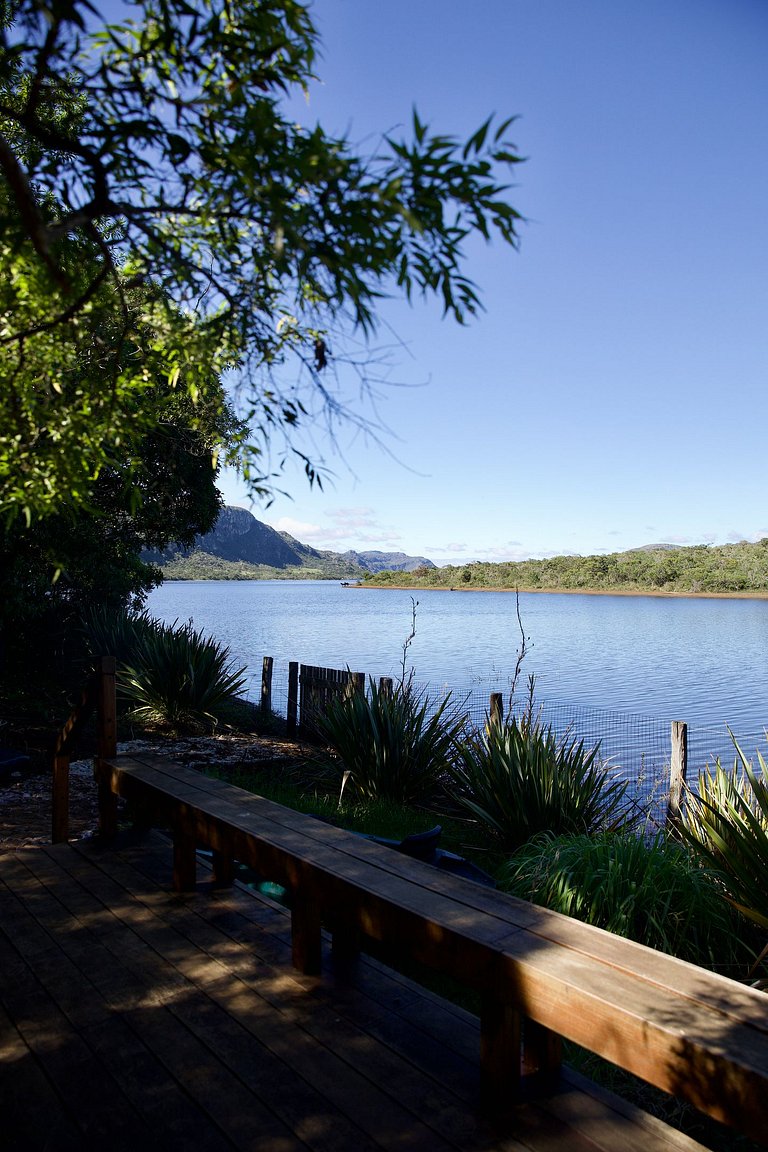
[352, 584, 768, 601]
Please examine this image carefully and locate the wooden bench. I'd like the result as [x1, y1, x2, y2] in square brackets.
[97, 750, 768, 1147]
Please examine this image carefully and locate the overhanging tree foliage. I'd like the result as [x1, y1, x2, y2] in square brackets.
[1, 0, 523, 524]
[0, 364, 232, 691]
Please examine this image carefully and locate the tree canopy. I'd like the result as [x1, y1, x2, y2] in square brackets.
[0, 353, 231, 692]
[1, 0, 523, 525]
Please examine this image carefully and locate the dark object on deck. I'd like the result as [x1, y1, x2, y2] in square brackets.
[361, 825, 496, 887]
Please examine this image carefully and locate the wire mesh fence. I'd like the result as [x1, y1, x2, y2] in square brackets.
[251, 656, 768, 824]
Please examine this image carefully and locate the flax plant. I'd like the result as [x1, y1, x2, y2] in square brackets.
[83, 606, 158, 666]
[314, 679, 467, 805]
[682, 739, 768, 934]
[448, 715, 630, 852]
[121, 619, 248, 732]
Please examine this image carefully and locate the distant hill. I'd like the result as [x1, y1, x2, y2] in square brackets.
[144, 506, 436, 580]
[339, 549, 436, 574]
[361, 539, 768, 595]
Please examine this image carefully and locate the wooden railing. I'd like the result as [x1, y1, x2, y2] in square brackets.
[51, 655, 117, 843]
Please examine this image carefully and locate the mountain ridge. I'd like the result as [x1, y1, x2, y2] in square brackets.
[145, 506, 435, 579]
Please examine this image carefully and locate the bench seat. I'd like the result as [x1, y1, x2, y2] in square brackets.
[100, 752, 768, 1145]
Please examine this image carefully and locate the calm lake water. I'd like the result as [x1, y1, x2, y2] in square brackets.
[146, 580, 768, 753]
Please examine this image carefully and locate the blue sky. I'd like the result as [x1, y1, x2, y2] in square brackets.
[219, 0, 768, 563]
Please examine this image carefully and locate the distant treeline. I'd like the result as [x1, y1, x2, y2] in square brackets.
[362, 540, 768, 595]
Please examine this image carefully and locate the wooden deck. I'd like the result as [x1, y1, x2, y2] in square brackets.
[0, 831, 710, 1152]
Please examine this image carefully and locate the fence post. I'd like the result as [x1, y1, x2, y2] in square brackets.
[379, 676, 393, 698]
[287, 661, 299, 737]
[666, 720, 688, 829]
[261, 656, 274, 717]
[96, 655, 118, 838]
[489, 692, 504, 727]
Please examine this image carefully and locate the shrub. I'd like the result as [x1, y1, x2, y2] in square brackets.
[121, 618, 248, 732]
[314, 679, 467, 805]
[447, 715, 630, 851]
[500, 830, 741, 970]
[682, 740, 768, 934]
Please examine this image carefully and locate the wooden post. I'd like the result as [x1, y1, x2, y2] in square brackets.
[287, 661, 298, 737]
[261, 656, 274, 717]
[331, 922, 362, 980]
[51, 754, 70, 844]
[173, 818, 198, 892]
[291, 886, 322, 975]
[489, 692, 504, 727]
[667, 720, 688, 829]
[211, 850, 235, 888]
[96, 656, 118, 839]
[523, 1019, 562, 1089]
[480, 993, 522, 1110]
[379, 676, 393, 698]
[352, 671, 365, 694]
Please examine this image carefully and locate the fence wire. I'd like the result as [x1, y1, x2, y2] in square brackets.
[250, 659, 768, 824]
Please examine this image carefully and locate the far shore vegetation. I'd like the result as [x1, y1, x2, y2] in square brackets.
[159, 549, 363, 582]
[161, 538, 768, 597]
[362, 538, 768, 596]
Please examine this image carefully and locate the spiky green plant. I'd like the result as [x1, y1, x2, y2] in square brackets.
[448, 715, 630, 851]
[501, 831, 741, 970]
[81, 605, 158, 666]
[682, 740, 768, 933]
[121, 619, 248, 732]
[314, 679, 467, 805]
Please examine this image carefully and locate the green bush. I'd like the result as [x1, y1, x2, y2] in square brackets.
[121, 618, 248, 732]
[682, 740, 768, 933]
[447, 716, 629, 851]
[314, 679, 467, 805]
[501, 831, 741, 970]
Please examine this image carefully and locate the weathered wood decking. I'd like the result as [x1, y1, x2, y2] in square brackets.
[0, 832, 709, 1152]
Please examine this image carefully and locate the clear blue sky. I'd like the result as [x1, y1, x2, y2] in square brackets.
[218, 0, 768, 564]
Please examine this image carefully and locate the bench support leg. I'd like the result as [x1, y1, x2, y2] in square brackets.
[95, 758, 118, 840]
[523, 1020, 562, 1090]
[211, 850, 235, 887]
[173, 826, 197, 892]
[331, 923, 361, 980]
[480, 994, 522, 1111]
[292, 890, 322, 975]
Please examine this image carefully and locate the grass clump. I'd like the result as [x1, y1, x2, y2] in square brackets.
[501, 830, 743, 970]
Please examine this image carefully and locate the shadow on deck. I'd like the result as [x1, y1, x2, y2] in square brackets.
[0, 830, 705, 1152]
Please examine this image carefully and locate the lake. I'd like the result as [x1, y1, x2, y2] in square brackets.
[145, 580, 768, 799]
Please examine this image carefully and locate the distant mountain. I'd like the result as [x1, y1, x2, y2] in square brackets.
[634, 543, 685, 553]
[339, 549, 435, 574]
[144, 506, 435, 579]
